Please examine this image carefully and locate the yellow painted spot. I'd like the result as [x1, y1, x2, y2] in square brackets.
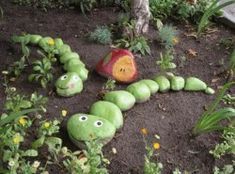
[112, 56, 136, 82]
[48, 39, 55, 46]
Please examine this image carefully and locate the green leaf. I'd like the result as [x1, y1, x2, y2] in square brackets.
[33, 65, 42, 72]
[19, 100, 32, 109]
[22, 149, 38, 157]
[28, 74, 37, 82]
[45, 137, 62, 154]
[0, 108, 40, 127]
[32, 136, 45, 149]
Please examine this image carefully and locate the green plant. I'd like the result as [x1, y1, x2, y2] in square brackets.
[13, 0, 68, 11]
[227, 49, 235, 80]
[192, 82, 235, 136]
[219, 38, 235, 50]
[115, 0, 130, 12]
[70, 0, 96, 14]
[156, 51, 176, 72]
[89, 26, 112, 45]
[30, 92, 48, 113]
[28, 58, 53, 88]
[158, 25, 178, 49]
[63, 140, 109, 174]
[213, 162, 235, 174]
[197, 0, 235, 35]
[222, 94, 235, 106]
[150, 0, 176, 20]
[140, 128, 163, 174]
[4, 87, 32, 112]
[8, 56, 27, 77]
[103, 78, 116, 91]
[210, 126, 235, 158]
[115, 36, 150, 55]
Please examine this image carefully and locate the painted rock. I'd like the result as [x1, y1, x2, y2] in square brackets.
[67, 113, 116, 147]
[55, 72, 83, 97]
[96, 49, 138, 83]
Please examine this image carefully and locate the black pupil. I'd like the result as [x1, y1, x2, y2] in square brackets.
[97, 121, 102, 126]
[81, 117, 86, 120]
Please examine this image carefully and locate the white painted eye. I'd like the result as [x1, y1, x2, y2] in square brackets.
[94, 120, 103, 127]
[73, 75, 79, 81]
[79, 115, 88, 122]
[60, 75, 68, 80]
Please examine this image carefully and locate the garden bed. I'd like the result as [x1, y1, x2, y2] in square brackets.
[0, 0, 234, 173]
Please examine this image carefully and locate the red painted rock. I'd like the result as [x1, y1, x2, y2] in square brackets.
[96, 49, 138, 83]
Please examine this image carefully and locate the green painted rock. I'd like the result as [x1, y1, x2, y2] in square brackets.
[104, 90, 136, 111]
[126, 82, 151, 103]
[170, 76, 185, 91]
[153, 75, 170, 92]
[90, 101, 123, 129]
[54, 38, 64, 50]
[55, 72, 83, 97]
[38, 37, 53, 49]
[58, 44, 71, 55]
[67, 113, 116, 147]
[59, 52, 80, 64]
[29, 34, 42, 44]
[139, 79, 159, 94]
[205, 87, 215, 95]
[184, 77, 207, 91]
[63, 59, 85, 70]
[66, 64, 88, 81]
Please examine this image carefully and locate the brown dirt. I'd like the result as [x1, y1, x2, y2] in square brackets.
[0, 1, 234, 173]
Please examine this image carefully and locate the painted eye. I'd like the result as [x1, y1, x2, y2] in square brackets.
[79, 115, 88, 122]
[94, 120, 103, 127]
[73, 75, 79, 81]
[60, 75, 68, 80]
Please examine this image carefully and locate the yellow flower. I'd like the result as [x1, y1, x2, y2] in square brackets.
[47, 38, 55, 46]
[13, 133, 23, 144]
[43, 122, 51, 129]
[18, 116, 27, 126]
[153, 142, 160, 150]
[172, 37, 179, 45]
[61, 110, 68, 117]
[141, 128, 148, 135]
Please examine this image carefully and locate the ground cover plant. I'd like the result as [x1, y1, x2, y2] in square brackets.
[0, 0, 235, 173]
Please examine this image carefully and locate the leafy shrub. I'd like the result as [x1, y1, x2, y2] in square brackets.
[158, 25, 178, 49]
[69, 0, 97, 14]
[12, 0, 67, 11]
[28, 58, 53, 88]
[156, 50, 176, 72]
[213, 163, 235, 174]
[150, 0, 176, 20]
[89, 26, 112, 45]
[150, 0, 214, 23]
[115, 36, 150, 55]
[210, 126, 235, 158]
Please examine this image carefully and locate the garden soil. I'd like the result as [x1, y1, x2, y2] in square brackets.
[0, 1, 234, 173]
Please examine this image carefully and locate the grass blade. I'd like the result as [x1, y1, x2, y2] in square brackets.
[198, 0, 235, 35]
